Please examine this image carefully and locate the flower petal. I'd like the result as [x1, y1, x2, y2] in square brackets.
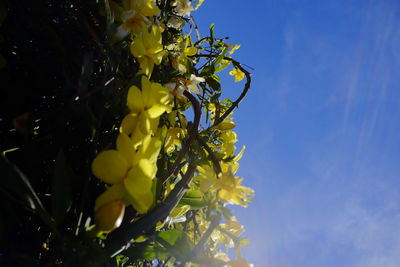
[92, 150, 129, 184]
[94, 183, 126, 212]
[116, 132, 136, 165]
[94, 200, 125, 232]
[120, 113, 140, 135]
[127, 85, 144, 113]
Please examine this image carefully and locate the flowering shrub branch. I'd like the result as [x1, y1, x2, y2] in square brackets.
[0, 0, 254, 266]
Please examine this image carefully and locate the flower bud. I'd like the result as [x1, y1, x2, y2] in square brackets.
[94, 200, 125, 233]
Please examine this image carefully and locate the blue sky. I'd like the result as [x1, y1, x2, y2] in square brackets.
[196, 1, 400, 266]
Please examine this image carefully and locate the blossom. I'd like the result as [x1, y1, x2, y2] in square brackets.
[229, 67, 245, 82]
[218, 130, 238, 159]
[114, 11, 150, 41]
[169, 35, 198, 73]
[92, 133, 162, 214]
[195, 162, 253, 207]
[174, 0, 195, 17]
[123, 0, 161, 17]
[125, 76, 171, 139]
[164, 127, 186, 153]
[164, 75, 205, 99]
[216, 166, 254, 207]
[228, 44, 241, 55]
[208, 102, 236, 133]
[186, 74, 205, 94]
[91, 76, 171, 218]
[112, 0, 160, 41]
[130, 25, 165, 76]
[94, 200, 125, 233]
[211, 216, 244, 249]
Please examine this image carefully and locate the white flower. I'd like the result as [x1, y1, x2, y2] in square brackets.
[186, 74, 205, 95]
[164, 75, 205, 99]
[174, 0, 194, 17]
[165, 82, 185, 97]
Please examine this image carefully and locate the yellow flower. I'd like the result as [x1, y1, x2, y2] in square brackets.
[91, 150, 129, 184]
[125, 76, 171, 138]
[229, 67, 245, 82]
[219, 130, 238, 158]
[130, 25, 165, 76]
[123, 0, 160, 17]
[169, 35, 198, 73]
[114, 11, 149, 40]
[127, 76, 171, 115]
[164, 127, 186, 153]
[195, 162, 253, 207]
[111, 0, 160, 41]
[94, 200, 125, 233]
[216, 166, 254, 207]
[221, 216, 244, 236]
[182, 35, 198, 56]
[228, 44, 241, 55]
[92, 133, 162, 214]
[211, 217, 244, 250]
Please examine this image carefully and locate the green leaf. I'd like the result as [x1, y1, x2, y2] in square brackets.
[157, 229, 182, 246]
[214, 46, 229, 66]
[209, 24, 215, 46]
[171, 232, 194, 257]
[0, 155, 52, 227]
[179, 190, 206, 209]
[215, 59, 230, 73]
[140, 246, 169, 261]
[211, 74, 220, 82]
[115, 254, 129, 267]
[51, 150, 72, 224]
[206, 75, 221, 92]
[201, 64, 215, 76]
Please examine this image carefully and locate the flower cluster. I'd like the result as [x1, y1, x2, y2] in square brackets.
[92, 76, 171, 232]
[90, 0, 254, 265]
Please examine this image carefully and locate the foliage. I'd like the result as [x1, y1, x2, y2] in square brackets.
[0, 0, 253, 266]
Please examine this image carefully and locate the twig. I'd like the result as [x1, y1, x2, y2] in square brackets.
[196, 135, 221, 174]
[194, 55, 252, 126]
[160, 91, 201, 183]
[190, 16, 201, 41]
[189, 213, 221, 259]
[105, 163, 197, 257]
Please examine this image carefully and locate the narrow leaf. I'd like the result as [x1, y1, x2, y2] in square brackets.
[51, 150, 72, 224]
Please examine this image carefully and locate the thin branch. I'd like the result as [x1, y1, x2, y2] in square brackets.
[214, 58, 251, 125]
[196, 135, 221, 174]
[160, 91, 202, 183]
[194, 54, 252, 127]
[104, 163, 197, 258]
[190, 213, 221, 257]
[190, 16, 201, 41]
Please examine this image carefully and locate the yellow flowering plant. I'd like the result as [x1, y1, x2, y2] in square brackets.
[0, 0, 253, 266]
